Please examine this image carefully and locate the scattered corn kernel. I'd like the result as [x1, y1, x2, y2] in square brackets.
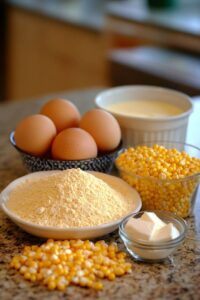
[116, 144, 200, 217]
[10, 239, 132, 291]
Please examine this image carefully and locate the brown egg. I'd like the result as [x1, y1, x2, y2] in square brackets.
[51, 128, 97, 160]
[40, 99, 81, 132]
[15, 114, 57, 156]
[80, 109, 121, 152]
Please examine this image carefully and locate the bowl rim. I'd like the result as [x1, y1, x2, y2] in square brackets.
[10, 131, 122, 161]
[119, 210, 187, 249]
[115, 140, 200, 183]
[95, 85, 193, 121]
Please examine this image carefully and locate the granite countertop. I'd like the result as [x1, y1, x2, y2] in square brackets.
[106, 0, 200, 37]
[1, 88, 200, 300]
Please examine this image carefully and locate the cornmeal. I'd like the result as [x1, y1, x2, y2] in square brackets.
[7, 169, 134, 227]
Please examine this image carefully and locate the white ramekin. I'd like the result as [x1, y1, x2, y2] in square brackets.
[95, 86, 193, 146]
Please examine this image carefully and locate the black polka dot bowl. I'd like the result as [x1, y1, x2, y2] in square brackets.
[10, 131, 122, 173]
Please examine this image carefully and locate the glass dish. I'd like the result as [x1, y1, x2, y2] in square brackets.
[115, 141, 200, 218]
[119, 211, 187, 263]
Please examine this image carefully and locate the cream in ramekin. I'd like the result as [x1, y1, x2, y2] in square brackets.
[95, 86, 193, 146]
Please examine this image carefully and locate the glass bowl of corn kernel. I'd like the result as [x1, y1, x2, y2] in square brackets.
[115, 142, 200, 218]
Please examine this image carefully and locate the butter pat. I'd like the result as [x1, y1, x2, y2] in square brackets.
[150, 223, 180, 242]
[141, 212, 165, 230]
[125, 218, 155, 241]
[125, 212, 180, 243]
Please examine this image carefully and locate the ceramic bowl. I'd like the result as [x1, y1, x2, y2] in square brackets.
[0, 171, 142, 239]
[95, 85, 193, 146]
[10, 131, 122, 173]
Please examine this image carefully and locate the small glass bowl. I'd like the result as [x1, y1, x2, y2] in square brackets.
[119, 211, 187, 263]
[116, 141, 200, 218]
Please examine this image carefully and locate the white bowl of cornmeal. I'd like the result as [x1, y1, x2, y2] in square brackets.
[0, 170, 142, 239]
[95, 86, 193, 146]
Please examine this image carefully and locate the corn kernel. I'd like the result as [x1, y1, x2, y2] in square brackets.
[10, 239, 131, 291]
[92, 281, 103, 290]
[48, 281, 56, 290]
[108, 273, 116, 281]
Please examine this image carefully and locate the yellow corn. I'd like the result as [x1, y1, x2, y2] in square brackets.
[116, 144, 200, 217]
[10, 239, 132, 291]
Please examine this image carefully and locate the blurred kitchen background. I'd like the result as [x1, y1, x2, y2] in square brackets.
[1, 0, 200, 101]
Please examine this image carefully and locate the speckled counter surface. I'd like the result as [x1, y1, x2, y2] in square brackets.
[1, 89, 200, 300]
